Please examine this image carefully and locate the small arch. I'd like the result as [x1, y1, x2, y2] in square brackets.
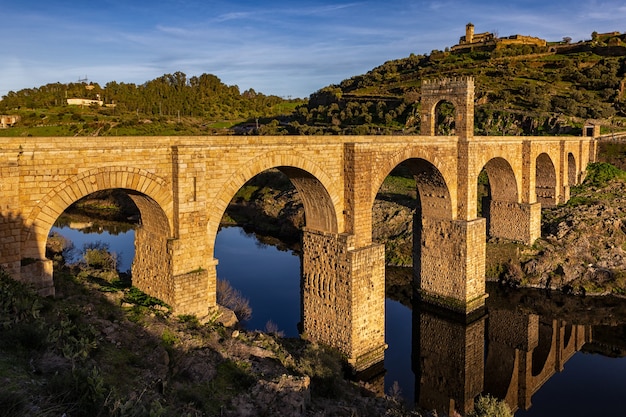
[478, 158, 519, 238]
[536, 153, 557, 207]
[567, 152, 577, 185]
[433, 100, 457, 136]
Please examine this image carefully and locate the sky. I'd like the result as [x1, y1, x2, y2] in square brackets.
[1, 1, 626, 99]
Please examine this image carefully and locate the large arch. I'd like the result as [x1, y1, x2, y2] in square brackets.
[536, 153, 557, 207]
[207, 151, 342, 255]
[20, 167, 174, 304]
[23, 167, 173, 260]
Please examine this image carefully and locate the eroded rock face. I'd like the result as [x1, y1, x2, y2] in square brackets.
[226, 375, 311, 417]
[502, 180, 626, 295]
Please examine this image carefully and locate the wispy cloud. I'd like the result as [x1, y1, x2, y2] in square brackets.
[1, 0, 625, 97]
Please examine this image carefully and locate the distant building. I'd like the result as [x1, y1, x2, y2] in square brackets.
[0, 115, 20, 128]
[67, 98, 103, 106]
[451, 23, 546, 52]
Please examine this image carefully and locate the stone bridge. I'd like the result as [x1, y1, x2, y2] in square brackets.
[0, 78, 596, 370]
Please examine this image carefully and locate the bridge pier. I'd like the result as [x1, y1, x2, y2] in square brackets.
[301, 229, 387, 371]
[484, 201, 541, 245]
[18, 259, 55, 296]
[132, 234, 213, 317]
[413, 304, 486, 416]
[416, 217, 487, 313]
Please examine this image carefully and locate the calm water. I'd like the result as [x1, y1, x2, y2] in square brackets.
[51, 224, 626, 415]
[51, 224, 135, 272]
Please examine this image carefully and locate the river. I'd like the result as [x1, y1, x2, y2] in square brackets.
[51, 223, 626, 415]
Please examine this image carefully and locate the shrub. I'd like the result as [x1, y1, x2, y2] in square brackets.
[82, 242, 117, 271]
[216, 279, 252, 321]
[583, 162, 626, 188]
[468, 394, 512, 417]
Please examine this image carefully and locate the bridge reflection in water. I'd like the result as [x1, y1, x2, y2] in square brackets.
[361, 276, 606, 416]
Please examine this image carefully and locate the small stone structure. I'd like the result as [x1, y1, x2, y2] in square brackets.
[0, 78, 595, 370]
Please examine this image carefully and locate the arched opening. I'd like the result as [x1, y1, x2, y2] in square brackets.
[27, 168, 173, 306]
[372, 158, 452, 400]
[45, 188, 174, 304]
[213, 166, 337, 337]
[536, 153, 557, 207]
[434, 100, 456, 136]
[477, 158, 519, 237]
[568, 152, 577, 186]
[532, 320, 554, 377]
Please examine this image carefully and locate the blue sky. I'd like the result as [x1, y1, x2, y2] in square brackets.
[1, 1, 625, 98]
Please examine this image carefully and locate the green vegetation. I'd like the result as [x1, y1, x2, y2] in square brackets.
[581, 161, 626, 188]
[0, 72, 304, 136]
[1, 237, 405, 415]
[468, 394, 513, 417]
[285, 35, 626, 136]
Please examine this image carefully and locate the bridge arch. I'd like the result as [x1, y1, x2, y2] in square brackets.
[536, 152, 557, 207]
[23, 167, 173, 259]
[567, 152, 577, 185]
[207, 151, 341, 254]
[481, 157, 519, 203]
[373, 148, 456, 220]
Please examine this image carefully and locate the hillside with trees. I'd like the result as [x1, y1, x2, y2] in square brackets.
[281, 35, 626, 136]
[0, 72, 302, 136]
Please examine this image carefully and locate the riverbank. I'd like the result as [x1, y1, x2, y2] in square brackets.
[1, 262, 421, 416]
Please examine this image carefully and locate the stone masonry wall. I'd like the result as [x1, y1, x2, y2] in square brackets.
[347, 241, 386, 369]
[302, 229, 353, 354]
[301, 229, 386, 370]
[417, 217, 486, 312]
[485, 200, 541, 244]
[132, 193, 173, 307]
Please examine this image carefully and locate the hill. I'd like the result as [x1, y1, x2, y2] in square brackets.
[0, 72, 303, 136]
[277, 29, 626, 136]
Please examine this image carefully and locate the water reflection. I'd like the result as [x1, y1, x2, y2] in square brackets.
[49, 223, 626, 416]
[410, 282, 626, 416]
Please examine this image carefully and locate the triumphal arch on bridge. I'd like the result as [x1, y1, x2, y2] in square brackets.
[0, 78, 595, 370]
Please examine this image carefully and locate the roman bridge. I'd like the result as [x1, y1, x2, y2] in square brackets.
[0, 78, 596, 370]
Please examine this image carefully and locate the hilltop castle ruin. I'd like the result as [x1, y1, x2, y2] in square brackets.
[451, 22, 547, 52]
